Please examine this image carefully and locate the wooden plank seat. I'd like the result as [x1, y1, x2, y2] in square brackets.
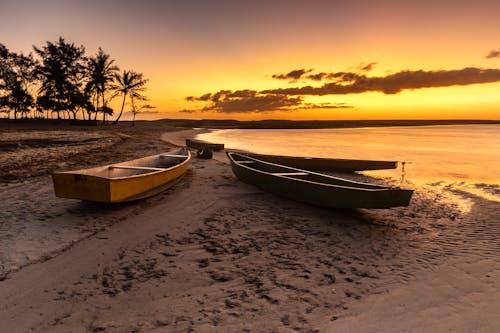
[272, 172, 309, 176]
[109, 165, 165, 171]
[160, 154, 188, 158]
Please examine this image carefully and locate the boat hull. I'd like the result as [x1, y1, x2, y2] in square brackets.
[227, 152, 413, 209]
[52, 148, 190, 203]
[186, 139, 224, 151]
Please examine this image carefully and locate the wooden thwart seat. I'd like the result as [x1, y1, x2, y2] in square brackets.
[160, 154, 188, 158]
[272, 172, 309, 176]
[109, 165, 165, 171]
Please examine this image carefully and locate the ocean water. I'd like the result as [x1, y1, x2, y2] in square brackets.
[198, 125, 500, 202]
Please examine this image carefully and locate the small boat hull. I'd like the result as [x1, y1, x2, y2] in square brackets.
[241, 152, 397, 172]
[186, 139, 224, 151]
[52, 148, 191, 203]
[227, 152, 413, 209]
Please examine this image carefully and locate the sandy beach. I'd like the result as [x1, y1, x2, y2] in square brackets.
[0, 123, 499, 332]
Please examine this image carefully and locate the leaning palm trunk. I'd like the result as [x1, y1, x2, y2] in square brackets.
[102, 94, 106, 124]
[131, 96, 136, 126]
[112, 70, 148, 125]
[94, 94, 99, 120]
[113, 94, 127, 124]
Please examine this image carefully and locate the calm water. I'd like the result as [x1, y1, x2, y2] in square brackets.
[198, 125, 500, 201]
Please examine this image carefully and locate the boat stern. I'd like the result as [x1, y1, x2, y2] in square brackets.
[52, 172, 111, 202]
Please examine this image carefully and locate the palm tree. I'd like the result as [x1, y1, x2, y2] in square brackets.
[0, 44, 36, 119]
[131, 103, 155, 126]
[0, 44, 10, 117]
[112, 70, 148, 124]
[86, 48, 119, 123]
[34, 37, 87, 120]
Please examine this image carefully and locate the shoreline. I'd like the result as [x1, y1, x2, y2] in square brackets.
[0, 124, 499, 332]
[160, 128, 211, 147]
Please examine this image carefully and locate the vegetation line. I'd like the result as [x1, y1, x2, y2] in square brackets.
[0, 37, 152, 125]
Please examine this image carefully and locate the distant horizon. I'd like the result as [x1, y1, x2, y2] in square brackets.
[117, 112, 500, 122]
[2, 116, 499, 125]
[126, 117, 500, 123]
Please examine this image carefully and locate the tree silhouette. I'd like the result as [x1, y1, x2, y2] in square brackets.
[112, 70, 148, 124]
[0, 43, 36, 119]
[0, 38, 150, 122]
[86, 48, 119, 123]
[131, 103, 155, 126]
[0, 43, 10, 117]
[34, 37, 88, 120]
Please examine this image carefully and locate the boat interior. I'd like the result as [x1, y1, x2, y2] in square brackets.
[230, 152, 390, 190]
[66, 149, 189, 179]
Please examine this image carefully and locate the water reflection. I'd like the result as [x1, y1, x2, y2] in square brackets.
[199, 125, 500, 202]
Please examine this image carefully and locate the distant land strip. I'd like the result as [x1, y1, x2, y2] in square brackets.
[1, 118, 499, 130]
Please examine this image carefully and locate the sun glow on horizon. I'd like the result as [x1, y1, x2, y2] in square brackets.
[140, 79, 500, 121]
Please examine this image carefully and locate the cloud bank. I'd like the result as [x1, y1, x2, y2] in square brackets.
[185, 89, 351, 113]
[186, 66, 500, 113]
[265, 67, 500, 95]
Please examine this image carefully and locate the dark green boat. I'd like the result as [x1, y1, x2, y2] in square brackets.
[227, 152, 413, 209]
[241, 152, 398, 172]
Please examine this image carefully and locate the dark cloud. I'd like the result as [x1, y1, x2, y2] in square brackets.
[263, 67, 500, 95]
[187, 90, 258, 102]
[123, 110, 159, 116]
[301, 71, 364, 82]
[485, 50, 500, 59]
[274, 67, 375, 82]
[204, 93, 302, 113]
[186, 93, 211, 101]
[306, 72, 328, 81]
[358, 62, 378, 71]
[186, 90, 352, 113]
[329, 72, 364, 82]
[222, 89, 258, 99]
[272, 68, 313, 81]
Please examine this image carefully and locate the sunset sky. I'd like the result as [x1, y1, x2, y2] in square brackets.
[1, 0, 500, 120]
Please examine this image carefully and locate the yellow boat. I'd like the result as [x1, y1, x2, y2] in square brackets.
[52, 148, 191, 203]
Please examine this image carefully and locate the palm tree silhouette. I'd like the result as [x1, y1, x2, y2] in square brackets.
[112, 70, 148, 124]
[0, 44, 36, 119]
[131, 103, 155, 126]
[34, 37, 87, 120]
[86, 48, 119, 123]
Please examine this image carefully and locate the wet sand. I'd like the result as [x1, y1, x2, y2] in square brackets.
[0, 125, 499, 332]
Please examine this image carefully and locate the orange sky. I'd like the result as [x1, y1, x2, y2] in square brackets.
[1, 0, 500, 120]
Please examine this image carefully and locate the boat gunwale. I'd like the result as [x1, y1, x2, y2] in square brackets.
[53, 150, 191, 181]
[245, 152, 398, 165]
[227, 152, 411, 193]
